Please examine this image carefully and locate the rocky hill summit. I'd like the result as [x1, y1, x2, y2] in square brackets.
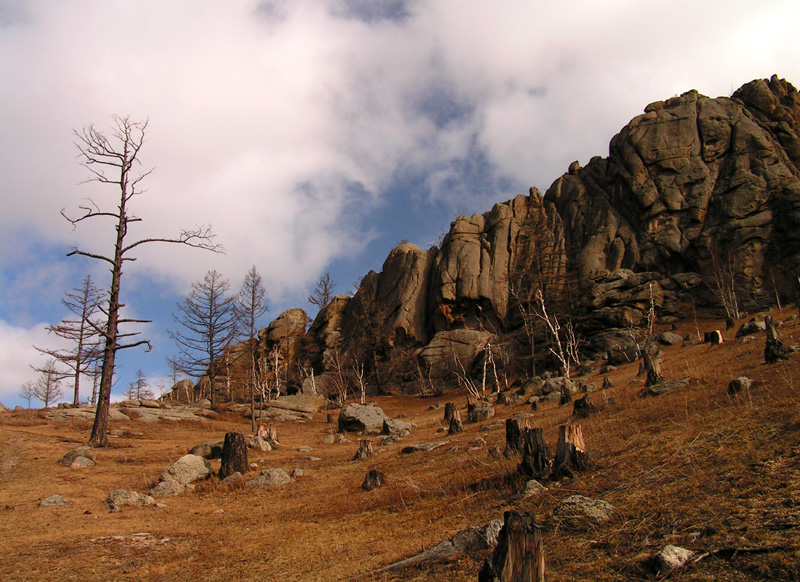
[175, 76, 800, 402]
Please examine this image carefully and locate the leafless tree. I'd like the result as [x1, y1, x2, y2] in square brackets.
[127, 369, 153, 400]
[710, 244, 740, 320]
[237, 266, 269, 432]
[308, 272, 336, 312]
[33, 359, 65, 408]
[35, 274, 103, 406]
[19, 380, 35, 410]
[170, 270, 240, 408]
[63, 116, 221, 446]
[535, 289, 573, 379]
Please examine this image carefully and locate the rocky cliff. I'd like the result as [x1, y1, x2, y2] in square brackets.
[281, 76, 800, 394]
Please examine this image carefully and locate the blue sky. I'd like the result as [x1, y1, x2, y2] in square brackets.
[2, 0, 799, 407]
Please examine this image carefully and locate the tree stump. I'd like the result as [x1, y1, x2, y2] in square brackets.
[643, 353, 662, 387]
[443, 402, 456, 424]
[497, 391, 509, 406]
[602, 376, 612, 390]
[448, 410, 463, 436]
[479, 511, 545, 582]
[558, 384, 572, 406]
[362, 469, 386, 491]
[219, 432, 248, 480]
[572, 394, 594, 419]
[554, 423, 589, 477]
[504, 418, 529, 456]
[765, 315, 789, 363]
[530, 400, 539, 412]
[353, 439, 374, 460]
[264, 426, 280, 449]
[517, 428, 553, 480]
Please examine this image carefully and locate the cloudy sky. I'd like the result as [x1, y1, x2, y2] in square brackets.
[1, 0, 798, 407]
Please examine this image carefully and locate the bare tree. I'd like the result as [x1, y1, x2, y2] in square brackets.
[535, 289, 574, 379]
[33, 359, 65, 408]
[63, 116, 221, 447]
[237, 266, 269, 432]
[308, 272, 336, 312]
[19, 380, 35, 410]
[35, 274, 103, 406]
[170, 270, 239, 407]
[710, 244, 740, 320]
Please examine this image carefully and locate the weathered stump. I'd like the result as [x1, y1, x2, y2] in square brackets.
[602, 376, 612, 390]
[353, 439, 374, 460]
[530, 400, 539, 412]
[479, 511, 545, 582]
[362, 469, 385, 491]
[504, 418, 529, 456]
[704, 330, 724, 345]
[765, 315, 789, 363]
[497, 391, 509, 406]
[517, 428, 553, 480]
[643, 353, 662, 387]
[554, 423, 589, 477]
[558, 384, 572, 406]
[572, 394, 594, 419]
[443, 402, 456, 424]
[219, 432, 248, 480]
[448, 410, 463, 436]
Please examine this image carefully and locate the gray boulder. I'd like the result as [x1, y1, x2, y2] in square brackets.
[554, 495, 614, 525]
[651, 545, 695, 572]
[728, 376, 753, 395]
[150, 454, 211, 498]
[658, 331, 683, 346]
[246, 468, 293, 488]
[106, 489, 155, 510]
[382, 418, 413, 435]
[58, 445, 96, 468]
[338, 403, 388, 434]
[40, 495, 72, 507]
[188, 441, 224, 459]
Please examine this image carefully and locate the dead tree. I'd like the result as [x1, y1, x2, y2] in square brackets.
[554, 423, 589, 477]
[34, 274, 103, 406]
[354, 440, 374, 460]
[237, 266, 269, 433]
[517, 428, 553, 480]
[448, 410, 463, 435]
[479, 511, 545, 582]
[64, 116, 221, 447]
[219, 432, 248, 480]
[764, 315, 789, 363]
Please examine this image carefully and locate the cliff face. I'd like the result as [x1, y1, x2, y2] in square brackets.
[296, 76, 800, 389]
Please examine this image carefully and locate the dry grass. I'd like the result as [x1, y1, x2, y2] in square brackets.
[1, 307, 799, 581]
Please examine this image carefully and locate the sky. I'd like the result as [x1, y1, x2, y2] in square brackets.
[1, 0, 799, 408]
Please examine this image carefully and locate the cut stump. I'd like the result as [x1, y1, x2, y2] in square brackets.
[219, 432, 248, 480]
[479, 510, 545, 582]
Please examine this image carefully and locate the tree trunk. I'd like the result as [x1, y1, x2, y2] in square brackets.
[448, 410, 463, 436]
[354, 439, 374, 460]
[554, 423, 589, 477]
[504, 418, 529, 456]
[479, 511, 545, 582]
[765, 315, 789, 363]
[219, 432, 248, 480]
[518, 428, 553, 480]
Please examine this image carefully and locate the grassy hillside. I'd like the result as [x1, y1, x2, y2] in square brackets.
[1, 308, 798, 581]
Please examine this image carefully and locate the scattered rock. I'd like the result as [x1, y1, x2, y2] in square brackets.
[188, 441, 224, 459]
[106, 489, 155, 510]
[553, 495, 614, 525]
[58, 445, 96, 468]
[467, 401, 495, 423]
[650, 545, 695, 573]
[382, 418, 413, 435]
[249, 436, 272, 452]
[246, 468, 293, 488]
[658, 331, 683, 346]
[572, 394, 595, 419]
[522, 480, 548, 498]
[221, 472, 244, 485]
[641, 377, 691, 397]
[291, 468, 303, 478]
[728, 376, 753, 395]
[297, 446, 312, 453]
[736, 320, 766, 337]
[150, 454, 211, 498]
[338, 403, 389, 434]
[40, 495, 72, 507]
[401, 441, 448, 454]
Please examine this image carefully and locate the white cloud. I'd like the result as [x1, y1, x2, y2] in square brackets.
[1, 0, 800, 393]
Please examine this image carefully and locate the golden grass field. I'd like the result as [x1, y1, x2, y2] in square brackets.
[1, 308, 799, 581]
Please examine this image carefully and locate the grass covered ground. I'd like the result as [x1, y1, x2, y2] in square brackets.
[1, 307, 798, 581]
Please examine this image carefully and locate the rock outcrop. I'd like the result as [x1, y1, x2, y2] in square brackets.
[280, 76, 800, 400]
